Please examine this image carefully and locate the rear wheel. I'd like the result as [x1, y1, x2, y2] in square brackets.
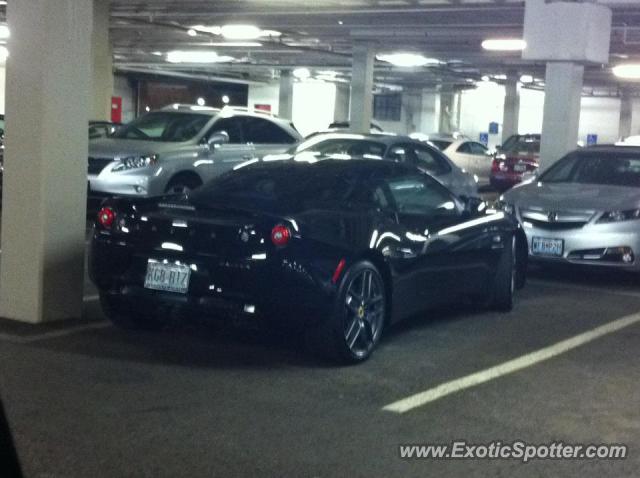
[100, 293, 163, 330]
[489, 235, 516, 312]
[164, 173, 203, 195]
[311, 260, 387, 364]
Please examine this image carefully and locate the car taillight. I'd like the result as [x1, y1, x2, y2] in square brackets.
[97, 206, 115, 229]
[271, 224, 291, 247]
[491, 158, 500, 173]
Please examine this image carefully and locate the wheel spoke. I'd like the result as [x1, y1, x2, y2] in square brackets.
[345, 295, 360, 314]
[346, 319, 362, 349]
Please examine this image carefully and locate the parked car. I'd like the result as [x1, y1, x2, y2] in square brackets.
[90, 159, 527, 363]
[501, 145, 640, 271]
[87, 104, 302, 203]
[263, 132, 479, 198]
[490, 134, 541, 191]
[89, 120, 121, 139]
[411, 133, 492, 186]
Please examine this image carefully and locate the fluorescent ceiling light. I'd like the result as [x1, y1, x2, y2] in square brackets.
[0, 25, 9, 39]
[520, 74, 534, 83]
[220, 24, 262, 40]
[187, 29, 197, 37]
[377, 53, 440, 68]
[166, 50, 234, 63]
[293, 68, 311, 80]
[481, 38, 527, 51]
[209, 42, 262, 47]
[191, 24, 281, 39]
[612, 64, 640, 80]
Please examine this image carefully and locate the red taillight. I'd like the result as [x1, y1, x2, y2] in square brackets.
[97, 206, 115, 228]
[491, 158, 500, 173]
[271, 224, 291, 247]
[332, 258, 346, 284]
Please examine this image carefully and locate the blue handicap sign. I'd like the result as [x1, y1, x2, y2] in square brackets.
[587, 134, 598, 146]
[489, 122, 499, 135]
[479, 133, 489, 146]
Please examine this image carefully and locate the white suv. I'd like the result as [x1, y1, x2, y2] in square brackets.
[88, 105, 302, 200]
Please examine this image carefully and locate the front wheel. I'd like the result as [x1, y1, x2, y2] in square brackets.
[489, 235, 516, 312]
[310, 260, 387, 364]
[164, 173, 203, 195]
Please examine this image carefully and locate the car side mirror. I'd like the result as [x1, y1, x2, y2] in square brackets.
[207, 131, 230, 148]
[460, 195, 485, 216]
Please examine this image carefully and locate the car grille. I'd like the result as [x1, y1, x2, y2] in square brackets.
[88, 157, 114, 175]
[519, 207, 592, 231]
[526, 219, 587, 231]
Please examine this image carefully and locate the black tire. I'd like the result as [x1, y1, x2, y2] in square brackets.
[309, 260, 387, 364]
[164, 173, 203, 195]
[490, 235, 516, 312]
[100, 293, 163, 330]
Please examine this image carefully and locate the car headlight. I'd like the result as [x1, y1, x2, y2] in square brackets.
[597, 209, 640, 223]
[112, 154, 158, 172]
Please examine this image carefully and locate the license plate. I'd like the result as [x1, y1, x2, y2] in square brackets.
[532, 237, 564, 257]
[144, 261, 191, 293]
[513, 163, 526, 172]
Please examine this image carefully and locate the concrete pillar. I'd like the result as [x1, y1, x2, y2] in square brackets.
[0, 0, 92, 323]
[334, 83, 350, 122]
[278, 70, 293, 120]
[502, 75, 520, 142]
[91, 0, 113, 121]
[438, 88, 460, 134]
[349, 42, 375, 133]
[619, 88, 633, 140]
[539, 62, 584, 169]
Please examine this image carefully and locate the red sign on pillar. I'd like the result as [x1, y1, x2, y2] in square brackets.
[111, 96, 123, 123]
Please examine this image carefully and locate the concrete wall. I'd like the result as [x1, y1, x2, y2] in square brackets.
[113, 74, 136, 123]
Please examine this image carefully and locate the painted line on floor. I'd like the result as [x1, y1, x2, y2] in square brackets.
[528, 279, 640, 299]
[0, 321, 110, 345]
[382, 311, 640, 414]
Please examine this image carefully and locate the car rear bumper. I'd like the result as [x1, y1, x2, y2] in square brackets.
[89, 234, 336, 326]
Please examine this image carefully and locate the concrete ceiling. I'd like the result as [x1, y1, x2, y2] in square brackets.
[13, 1, 640, 92]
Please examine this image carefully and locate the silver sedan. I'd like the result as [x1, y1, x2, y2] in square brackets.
[502, 145, 640, 271]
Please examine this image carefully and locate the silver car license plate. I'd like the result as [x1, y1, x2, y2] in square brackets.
[532, 237, 564, 257]
[514, 163, 526, 172]
[144, 261, 191, 294]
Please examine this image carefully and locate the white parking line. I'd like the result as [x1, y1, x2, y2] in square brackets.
[0, 321, 110, 344]
[382, 311, 640, 414]
[528, 279, 640, 299]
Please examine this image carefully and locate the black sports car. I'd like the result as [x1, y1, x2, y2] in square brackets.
[90, 159, 527, 363]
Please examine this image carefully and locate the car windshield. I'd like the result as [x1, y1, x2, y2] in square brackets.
[503, 136, 541, 155]
[190, 163, 365, 214]
[112, 112, 212, 142]
[428, 139, 453, 151]
[540, 151, 640, 187]
[288, 136, 387, 160]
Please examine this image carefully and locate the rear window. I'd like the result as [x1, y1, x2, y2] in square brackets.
[503, 136, 541, 155]
[190, 164, 365, 213]
[292, 136, 386, 159]
[429, 140, 453, 151]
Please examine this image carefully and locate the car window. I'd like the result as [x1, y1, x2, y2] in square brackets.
[385, 174, 456, 216]
[207, 117, 244, 144]
[113, 112, 210, 142]
[240, 116, 296, 144]
[410, 144, 451, 175]
[469, 142, 488, 155]
[456, 142, 472, 154]
[428, 139, 453, 151]
[540, 151, 640, 187]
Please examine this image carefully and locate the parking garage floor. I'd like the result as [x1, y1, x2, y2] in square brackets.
[0, 260, 638, 477]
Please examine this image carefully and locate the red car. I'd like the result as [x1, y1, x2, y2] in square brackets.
[490, 134, 540, 191]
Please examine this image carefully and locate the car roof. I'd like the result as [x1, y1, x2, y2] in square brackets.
[583, 144, 640, 153]
[302, 131, 418, 146]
